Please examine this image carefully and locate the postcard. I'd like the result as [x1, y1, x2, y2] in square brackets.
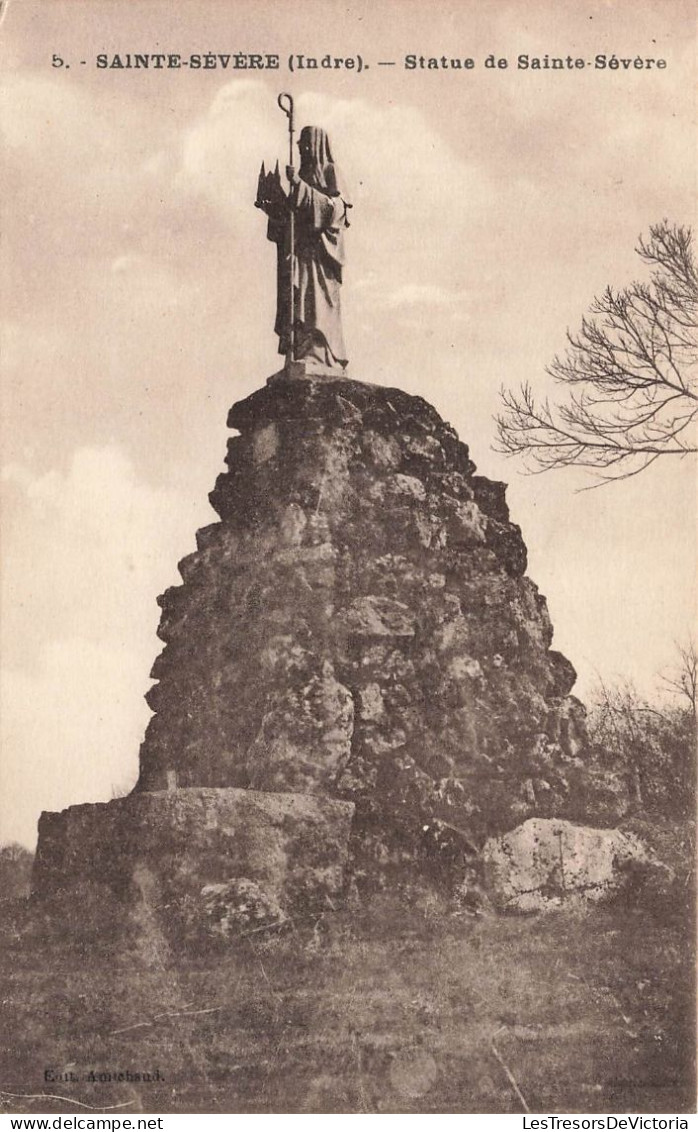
[1, 0, 695, 1117]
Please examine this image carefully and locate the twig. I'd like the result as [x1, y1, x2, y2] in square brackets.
[110, 1006, 222, 1034]
[153, 1006, 222, 1021]
[252, 951, 283, 1003]
[0, 1090, 130, 1111]
[557, 830, 566, 896]
[110, 1021, 152, 1035]
[238, 917, 289, 938]
[350, 1030, 370, 1114]
[490, 1039, 531, 1113]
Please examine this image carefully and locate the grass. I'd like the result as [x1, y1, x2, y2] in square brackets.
[0, 838, 694, 1115]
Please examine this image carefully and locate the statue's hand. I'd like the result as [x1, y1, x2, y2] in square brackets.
[286, 165, 299, 184]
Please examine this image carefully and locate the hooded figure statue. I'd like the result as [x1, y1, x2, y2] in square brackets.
[262, 126, 351, 372]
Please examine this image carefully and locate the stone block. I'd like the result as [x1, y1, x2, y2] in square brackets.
[482, 817, 648, 913]
[33, 788, 355, 931]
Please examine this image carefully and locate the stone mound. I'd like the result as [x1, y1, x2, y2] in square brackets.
[132, 376, 588, 882]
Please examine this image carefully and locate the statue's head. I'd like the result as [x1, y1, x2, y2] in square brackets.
[298, 125, 334, 171]
[297, 126, 350, 211]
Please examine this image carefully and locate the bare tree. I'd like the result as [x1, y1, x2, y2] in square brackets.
[495, 221, 698, 484]
[587, 663, 696, 814]
[661, 640, 698, 717]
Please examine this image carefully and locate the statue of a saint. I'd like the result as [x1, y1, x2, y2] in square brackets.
[256, 122, 351, 375]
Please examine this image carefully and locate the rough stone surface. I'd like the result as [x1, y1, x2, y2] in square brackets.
[131, 376, 594, 880]
[482, 818, 649, 913]
[33, 788, 354, 932]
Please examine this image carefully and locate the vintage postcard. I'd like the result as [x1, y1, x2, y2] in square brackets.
[1, 0, 695, 1118]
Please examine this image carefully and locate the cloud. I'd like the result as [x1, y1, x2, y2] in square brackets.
[1, 446, 199, 665]
[2, 74, 165, 262]
[178, 83, 491, 224]
[1, 72, 235, 317]
[355, 278, 474, 312]
[1, 445, 215, 845]
[178, 83, 494, 305]
[1, 638, 147, 847]
[178, 81, 283, 226]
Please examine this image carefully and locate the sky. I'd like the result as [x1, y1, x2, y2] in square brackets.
[1, 0, 696, 847]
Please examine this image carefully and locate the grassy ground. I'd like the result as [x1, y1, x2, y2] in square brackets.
[0, 849, 694, 1115]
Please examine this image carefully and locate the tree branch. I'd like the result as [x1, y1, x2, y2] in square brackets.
[495, 221, 698, 484]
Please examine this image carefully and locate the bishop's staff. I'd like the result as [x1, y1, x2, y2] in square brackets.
[278, 92, 296, 363]
[255, 92, 297, 364]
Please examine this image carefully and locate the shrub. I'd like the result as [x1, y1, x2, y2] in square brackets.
[587, 679, 695, 818]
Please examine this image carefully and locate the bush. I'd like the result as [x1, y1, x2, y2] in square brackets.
[587, 679, 695, 818]
[0, 843, 34, 900]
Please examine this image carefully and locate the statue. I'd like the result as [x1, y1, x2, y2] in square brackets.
[256, 95, 351, 377]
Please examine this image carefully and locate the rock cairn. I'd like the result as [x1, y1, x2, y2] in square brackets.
[134, 376, 587, 884]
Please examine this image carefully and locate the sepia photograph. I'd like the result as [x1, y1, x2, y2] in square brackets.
[1, 0, 696, 1117]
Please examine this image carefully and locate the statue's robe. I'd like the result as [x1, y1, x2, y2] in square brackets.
[268, 178, 349, 367]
